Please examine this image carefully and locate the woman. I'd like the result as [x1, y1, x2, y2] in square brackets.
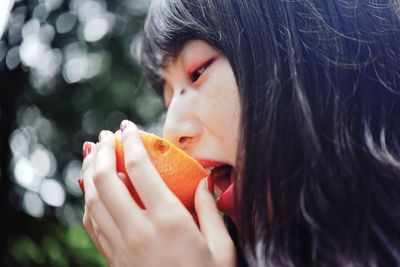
[81, 0, 400, 266]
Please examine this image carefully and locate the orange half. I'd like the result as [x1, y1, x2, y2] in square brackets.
[115, 130, 208, 213]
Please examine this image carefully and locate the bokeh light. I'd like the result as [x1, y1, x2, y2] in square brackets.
[5, 45, 20, 69]
[83, 17, 110, 42]
[0, 0, 15, 38]
[30, 145, 57, 179]
[63, 160, 83, 196]
[1, 0, 164, 265]
[39, 179, 66, 207]
[81, 109, 103, 135]
[11, 105, 59, 195]
[22, 191, 45, 218]
[41, 0, 64, 12]
[134, 94, 163, 121]
[55, 12, 77, 34]
[14, 157, 37, 191]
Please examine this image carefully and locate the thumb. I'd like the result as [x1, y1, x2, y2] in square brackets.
[194, 178, 232, 249]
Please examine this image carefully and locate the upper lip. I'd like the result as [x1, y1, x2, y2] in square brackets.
[196, 159, 226, 169]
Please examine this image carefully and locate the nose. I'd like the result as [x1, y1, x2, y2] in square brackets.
[163, 113, 202, 152]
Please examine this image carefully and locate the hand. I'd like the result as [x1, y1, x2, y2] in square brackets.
[81, 120, 237, 267]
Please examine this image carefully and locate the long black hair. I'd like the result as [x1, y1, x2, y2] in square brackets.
[140, 0, 400, 266]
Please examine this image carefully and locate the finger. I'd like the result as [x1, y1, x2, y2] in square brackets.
[82, 143, 115, 263]
[86, 189, 125, 252]
[82, 143, 109, 256]
[82, 141, 96, 174]
[194, 179, 234, 253]
[83, 208, 108, 258]
[92, 130, 148, 235]
[82, 142, 98, 202]
[120, 120, 179, 209]
[91, 216, 114, 263]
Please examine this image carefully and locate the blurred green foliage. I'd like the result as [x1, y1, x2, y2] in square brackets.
[0, 0, 164, 266]
[10, 225, 106, 267]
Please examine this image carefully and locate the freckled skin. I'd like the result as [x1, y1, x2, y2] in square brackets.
[162, 40, 241, 171]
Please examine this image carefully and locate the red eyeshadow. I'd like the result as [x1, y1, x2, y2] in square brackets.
[185, 54, 219, 76]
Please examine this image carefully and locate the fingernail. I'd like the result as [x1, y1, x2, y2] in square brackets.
[203, 178, 208, 189]
[199, 177, 209, 191]
[99, 130, 110, 141]
[83, 142, 92, 158]
[78, 178, 85, 194]
[120, 120, 133, 132]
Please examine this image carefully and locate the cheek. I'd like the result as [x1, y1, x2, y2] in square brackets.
[200, 71, 241, 138]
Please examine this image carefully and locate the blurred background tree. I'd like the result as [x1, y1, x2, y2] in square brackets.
[0, 0, 165, 266]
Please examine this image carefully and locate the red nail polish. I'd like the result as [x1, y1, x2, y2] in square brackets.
[83, 142, 92, 158]
[120, 120, 129, 132]
[78, 178, 85, 194]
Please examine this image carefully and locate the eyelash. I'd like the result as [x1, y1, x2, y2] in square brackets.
[189, 59, 213, 83]
[164, 58, 216, 108]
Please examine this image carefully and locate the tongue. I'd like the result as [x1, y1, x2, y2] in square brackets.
[214, 175, 231, 193]
[209, 165, 231, 191]
[216, 183, 236, 221]
[207, 165, 237, 222]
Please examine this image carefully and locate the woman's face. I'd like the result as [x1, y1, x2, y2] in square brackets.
[161, 40, 240, 220]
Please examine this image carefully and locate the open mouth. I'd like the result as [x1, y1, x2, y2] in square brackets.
[197, 159, 237, 219]
[205, 164, 236, 218]
[207, 164, 233, 200]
